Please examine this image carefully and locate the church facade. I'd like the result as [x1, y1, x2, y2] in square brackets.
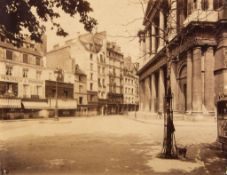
[137, 0, 227, 117]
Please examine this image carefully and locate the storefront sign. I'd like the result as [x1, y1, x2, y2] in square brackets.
[0, 75, 22, 82]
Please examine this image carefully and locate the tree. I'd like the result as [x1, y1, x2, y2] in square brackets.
[0, 0, 97, 46]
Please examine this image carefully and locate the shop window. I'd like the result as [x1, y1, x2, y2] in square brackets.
[0, 82, 18, 96]
[52, 89, 56, 98]
[6, 66, 13, 76]
[214, 0, 224, 10]
[64, 90, 68, 98]
[6, 50, 13, 60]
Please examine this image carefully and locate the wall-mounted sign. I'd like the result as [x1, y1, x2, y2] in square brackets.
[0, 75, 22, 82]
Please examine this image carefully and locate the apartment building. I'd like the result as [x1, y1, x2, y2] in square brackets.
[123, 57, 139, 112]
[0, 36, 47, 119]
[106, 42, 124, 114]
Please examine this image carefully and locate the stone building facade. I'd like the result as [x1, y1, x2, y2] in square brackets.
[123, 57, 139, 112]
[74, 65, 88, 116]
[106, 42, 124, 114]
[138, 0, 226, 117]
[42, 68, 77, 117]
[0, 36, 47, 119]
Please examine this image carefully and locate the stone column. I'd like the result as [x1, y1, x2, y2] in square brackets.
[192, 47, 202, 113]
[145, 31, 150, 61]
[142, 35, 146, 64]
[144, 77, 151, 111]
[170, 62, 178, 111]
[158, 68, 165, 112]
[151, 24, 156, 54]
[204, 47, 215, 113]
[151, 73, 157, 112]
[197, 0, 202, 10]
[139, 80, 145, 111]
[208, 0, 213, 10]
[187, 50, 193, 113]
[139, 37, 144, 60]
[159, 10, 165, 50]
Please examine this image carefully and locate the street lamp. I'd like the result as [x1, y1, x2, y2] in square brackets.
[54, 68, 60, 120]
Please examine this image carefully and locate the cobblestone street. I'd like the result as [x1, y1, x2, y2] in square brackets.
[0, 115, 225, 175]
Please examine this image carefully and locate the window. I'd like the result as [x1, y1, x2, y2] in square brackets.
[52, 89, 56, 97]
[6, 66, 13, 76]
[79, 85, 83, 93]
[90, 53, 93, 60]
[102, 67, 105, 74]
[98, 78, 101, 87]
[36, 57, 41, 65]
[23, 54, 28, 63]
[90, 73, 93, 80]
[100, 54, 103, 62]
[64, 90, 68, 98]
[214, 0, 224, 10]
[23, 69, 28, 78]
[113, 68, 116, 75]
[37, 86, 42, 97]
[90, 63, 93, 71]
[79, 97, 83, 104]
[90, 83, 93, 91]
[6, 50, 13, 60]
[36, 71, 41, 80]
[98, 66, 101, 74]
[79, 75, 83, 82]
[102, 79, 105, 87]
[23, 84, 29, 98]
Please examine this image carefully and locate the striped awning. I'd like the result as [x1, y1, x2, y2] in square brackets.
[22, 101, 49, 109]
[0, 98, 21, 108]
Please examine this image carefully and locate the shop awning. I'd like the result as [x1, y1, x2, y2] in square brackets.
[22, 101, 49, 109]
[49, 99, 77, 109]
[0, 98, 21, 108]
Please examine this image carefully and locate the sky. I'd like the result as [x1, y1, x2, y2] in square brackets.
[46, 0, 146, 62]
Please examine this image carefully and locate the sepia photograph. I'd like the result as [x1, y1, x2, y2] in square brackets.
[0, 0, 227, 174]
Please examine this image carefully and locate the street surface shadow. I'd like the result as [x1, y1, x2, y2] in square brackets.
[0, 135, 226, 175]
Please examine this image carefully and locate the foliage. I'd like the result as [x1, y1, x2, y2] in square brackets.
[0, 0, 97, 46]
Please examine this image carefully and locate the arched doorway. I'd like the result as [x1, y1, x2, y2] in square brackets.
[178, 65, 187, 113]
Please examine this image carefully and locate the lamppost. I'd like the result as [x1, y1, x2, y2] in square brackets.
[54, 68, 60, 120]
